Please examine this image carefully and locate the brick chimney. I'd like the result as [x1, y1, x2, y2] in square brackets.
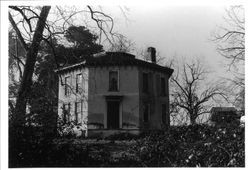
[147, 47, 156, 64]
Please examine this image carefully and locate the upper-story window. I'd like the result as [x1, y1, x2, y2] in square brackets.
[142, 73, 149, 93]
[109, 71, 119, 91]
[65, 76, 70, 96]
[76, 73, 82, 93]
[161, 77, 166, 96]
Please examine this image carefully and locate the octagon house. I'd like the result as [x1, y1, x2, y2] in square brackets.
[56, 47, 174, 137]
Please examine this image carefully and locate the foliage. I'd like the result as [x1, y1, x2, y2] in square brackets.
[104, 132, 140, 141]
[9, 24, 103, 139]
[130, 124, 244, 167]
[57, 26, 104, 65]
[9, 124, 244, 167]
[8, 5, 115, 131]
[57, 120, 87, 138]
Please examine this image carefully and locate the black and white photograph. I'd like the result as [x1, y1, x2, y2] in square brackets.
[0, 0, 246, 168]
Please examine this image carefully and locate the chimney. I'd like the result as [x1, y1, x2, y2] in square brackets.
[147, 47, 156, 64]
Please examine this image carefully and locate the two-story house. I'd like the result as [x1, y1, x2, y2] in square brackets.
[56, 47, 174, 137]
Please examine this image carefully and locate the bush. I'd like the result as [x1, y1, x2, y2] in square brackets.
[9, 124, 244, 167]
[129, 124, 244, 167]
[104, 132, 140, 141]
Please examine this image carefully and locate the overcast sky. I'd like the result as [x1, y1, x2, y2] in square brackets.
[102, 5, 240, 81]
[3, 2, 245, 83]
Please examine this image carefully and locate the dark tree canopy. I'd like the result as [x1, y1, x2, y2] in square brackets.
[65, 26, 98, 47]
[43, 26, 104, 66]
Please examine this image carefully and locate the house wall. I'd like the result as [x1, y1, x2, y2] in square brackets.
[88, 66, 140, 130]
[138, 68, 170, 130]
[58, 67, 89, 128]
[57, 64, 171, 137]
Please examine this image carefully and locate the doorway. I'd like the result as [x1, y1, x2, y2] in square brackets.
[107, 100, 120, 129]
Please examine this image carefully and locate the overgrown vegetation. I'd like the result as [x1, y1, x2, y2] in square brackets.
[131, 124, 244, 167]
[9, 124, 244, 167]
[8, 5, 244, 168]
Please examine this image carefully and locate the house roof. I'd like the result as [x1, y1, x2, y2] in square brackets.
[210, 107, 237, 113]
[55, 52, 174, 75]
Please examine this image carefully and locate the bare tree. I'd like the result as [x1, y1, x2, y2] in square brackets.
[170, 59, 227, 125]
[212, 5, 245, 111]
[9, 6, 51, 127]
[213, 5, 244, 68]
[108, 34, 135, 53]
[8, 5, 116, 128]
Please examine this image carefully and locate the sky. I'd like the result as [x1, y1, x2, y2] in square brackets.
[104, 5, 239, 81]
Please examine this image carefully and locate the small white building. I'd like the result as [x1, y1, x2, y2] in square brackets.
[56, 47, 174, 137]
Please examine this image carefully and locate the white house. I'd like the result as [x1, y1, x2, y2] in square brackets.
[56, 47, 174, 137]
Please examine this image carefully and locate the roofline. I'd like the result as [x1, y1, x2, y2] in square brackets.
[56, 61, 174, 75]
[55, 52, 174, 76]
[54, 61, 86, 73]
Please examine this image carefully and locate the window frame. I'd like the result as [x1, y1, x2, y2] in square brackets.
[161, 104, 167, 124]
[76, 73, 82, 93]
[143, 102, 150, 123]
[109, 70, 119, 92]
[63, 103, 71, 124]
[64, 76, 70, 96]
[142, 72, 149, 93]
[160, 77, 166, 96]
[75, 101, 82, 124]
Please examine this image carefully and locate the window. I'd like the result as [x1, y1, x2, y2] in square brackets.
[142, 73, 149, 93]
[156, 74, 161, 96]
[76, 74, 82, 93]
[143, 103, 150, 122]
[65, 76, 70, 96]
[75, 101, 82, 124]
[162, 104, 167, 124]
[109, 71, 118, 91]
[63, 103, 70, 123]
[161, 77, 166, 96]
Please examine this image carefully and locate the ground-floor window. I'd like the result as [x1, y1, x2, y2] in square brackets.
[162, 104, 167, 124]
[63, 103, 70, 123]
[75, 101, 82, 124]
[143, 103, 150, 123]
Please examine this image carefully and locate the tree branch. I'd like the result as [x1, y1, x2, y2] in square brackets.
[9, 12, 29, 51]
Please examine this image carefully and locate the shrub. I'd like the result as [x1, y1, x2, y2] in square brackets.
[130, 124, 244, 167]
[105, 132, 140, 141]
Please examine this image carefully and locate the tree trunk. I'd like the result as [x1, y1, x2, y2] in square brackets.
[190, 113, 197, 125]
[12, 6, 51, 128]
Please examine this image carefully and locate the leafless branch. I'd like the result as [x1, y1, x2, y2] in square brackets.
[9, 12, 29, 51]
[170, 59, 227, 125]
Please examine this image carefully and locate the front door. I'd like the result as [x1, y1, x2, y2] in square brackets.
[107, 100, 120, 129]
